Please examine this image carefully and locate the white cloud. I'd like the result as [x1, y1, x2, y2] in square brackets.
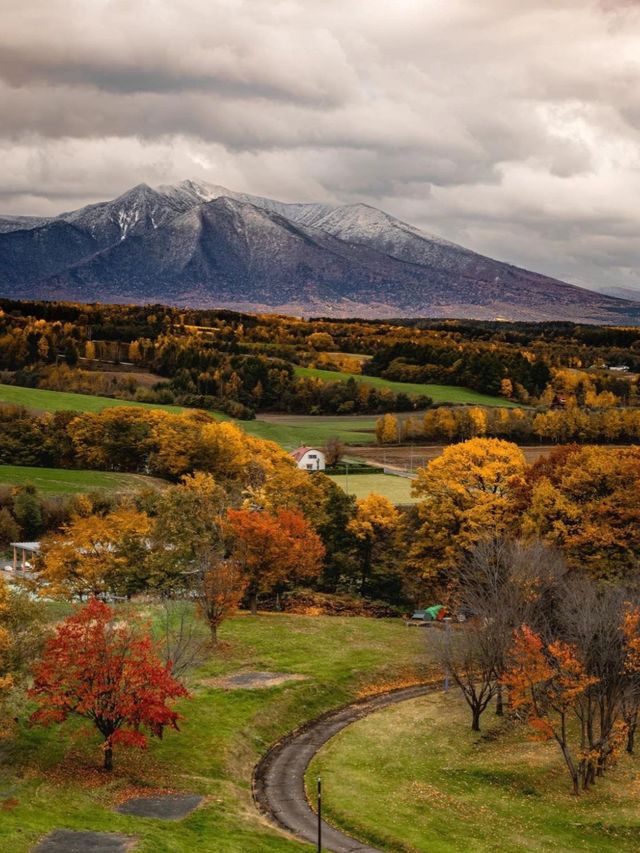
[1, 0, 640, 293]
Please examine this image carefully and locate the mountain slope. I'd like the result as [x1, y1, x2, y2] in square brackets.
[1, 181, 638, 324]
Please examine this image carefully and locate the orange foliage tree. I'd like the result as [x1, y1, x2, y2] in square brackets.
[227, 508, 325, 614]
[29, 599, 188, 771]
[503, 626, 598, 795]
[196, 555, 247, 644]
[622, 608, 640, 754]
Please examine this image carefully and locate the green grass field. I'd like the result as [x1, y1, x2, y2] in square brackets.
[307, 690, 640, 853]
[328, 472, 417, 504]
[244, 414, 377, 448]
[0, 383, 183, 414]
[0, 611, 427, 853]
[0, 465, 163, 495]
[0, 377, 511, 453]
[0, 383, 378, 448]
[294, 366, 518, 407]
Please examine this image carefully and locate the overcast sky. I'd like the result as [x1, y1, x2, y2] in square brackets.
[1, 0, 640, 294]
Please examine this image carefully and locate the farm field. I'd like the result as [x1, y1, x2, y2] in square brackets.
[0, 610, 427, 853]
[328, 472, 417, 504]
[294, 366, 518, 407]
[307, 689, 640, 853]
[0, 465, 164, 495]
[252, 413, 377, 447]
[349, 443, 563, 472]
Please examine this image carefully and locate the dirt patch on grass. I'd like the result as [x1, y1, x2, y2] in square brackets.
[201, 671, 309, 690]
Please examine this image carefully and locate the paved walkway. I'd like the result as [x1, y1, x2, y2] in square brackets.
[253, 683, 435, 853]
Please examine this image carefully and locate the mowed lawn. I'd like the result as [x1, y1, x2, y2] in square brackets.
[0, 611, 428, 853]
[328, 472, 418, 504]
[0, 465, 163, 495]
[294, 366, 518, 407]
[307, 690, 640, 853]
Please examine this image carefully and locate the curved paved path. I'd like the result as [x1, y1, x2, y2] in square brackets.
[254, 683, 435, 852]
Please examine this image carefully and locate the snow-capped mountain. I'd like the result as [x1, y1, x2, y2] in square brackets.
[1, 180, 638, 324]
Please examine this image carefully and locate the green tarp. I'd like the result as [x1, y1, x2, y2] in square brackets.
[425, 605, 445, 620]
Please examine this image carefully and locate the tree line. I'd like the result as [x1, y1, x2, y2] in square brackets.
[376, 404, 640, 445]
[4, 299, 639, 417]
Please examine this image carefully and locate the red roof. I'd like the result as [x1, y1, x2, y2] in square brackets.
[291, 446, 314, 462]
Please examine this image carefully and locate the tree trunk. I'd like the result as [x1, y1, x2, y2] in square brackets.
[559, 742, 580, 796]
[627, 724, 636, 755]
[103, 744, 113, 772]
[250, 591, 258, 616]
[495, 684, 504, 716]
[210, 621, 218, 646]
[471, 706, 481, 732]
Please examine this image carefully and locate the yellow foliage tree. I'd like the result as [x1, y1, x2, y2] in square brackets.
[348, 493, 401, 593]
[411, 438, 526, 592]
[40, 507, 152, 597]
[376, 413, 399, 444]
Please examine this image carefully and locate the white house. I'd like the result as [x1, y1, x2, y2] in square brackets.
[291, 446, 326, 471]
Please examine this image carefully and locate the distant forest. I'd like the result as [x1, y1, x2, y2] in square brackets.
[1, 299, 639, 422]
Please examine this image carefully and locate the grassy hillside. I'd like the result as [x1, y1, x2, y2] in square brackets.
[0, 465, 163, 495]
[0, 610, 427, 853]
[0, 384, 378, 448]
[294, 366, 518, 407]
[308, 690, 640, 853]
[0, 383, 183, 414]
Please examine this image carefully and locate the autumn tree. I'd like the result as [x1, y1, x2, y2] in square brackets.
[503, 626, 598, 795]
[0, 507, 19, 548]
[29, 599, 188, 771]
[323, 436, 345, 467]
[458, 538, 567, 715]
[376, 413, 399, 444]
[0, 579, 14, 734]
[149, 471, 228, 588]
[410, 438, 526, 594]
[195, 553, 247, 644]
[347, 493, 401, 596]
[622, 608, 640, 754]
[39, 506, 152, 597]
[520, 445, 640, 582]
[227, 508, 325, 614]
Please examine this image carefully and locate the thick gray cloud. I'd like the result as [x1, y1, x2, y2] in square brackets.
[1, 0, 639, 295]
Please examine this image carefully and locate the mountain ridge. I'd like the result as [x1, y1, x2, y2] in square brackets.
[1, 180, 638, 324]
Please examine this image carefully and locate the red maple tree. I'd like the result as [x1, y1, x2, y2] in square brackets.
[227, 507, 325, 615]
[29, 599, 188, 771]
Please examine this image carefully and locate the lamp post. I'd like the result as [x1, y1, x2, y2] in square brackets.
[317, 776, 322, 852]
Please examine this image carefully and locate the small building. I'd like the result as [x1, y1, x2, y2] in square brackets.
[291, 446, 326, 471]
[9, 541, 41, 572]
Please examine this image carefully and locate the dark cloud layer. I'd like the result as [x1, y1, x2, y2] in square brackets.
[1, 0, 639, 295]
